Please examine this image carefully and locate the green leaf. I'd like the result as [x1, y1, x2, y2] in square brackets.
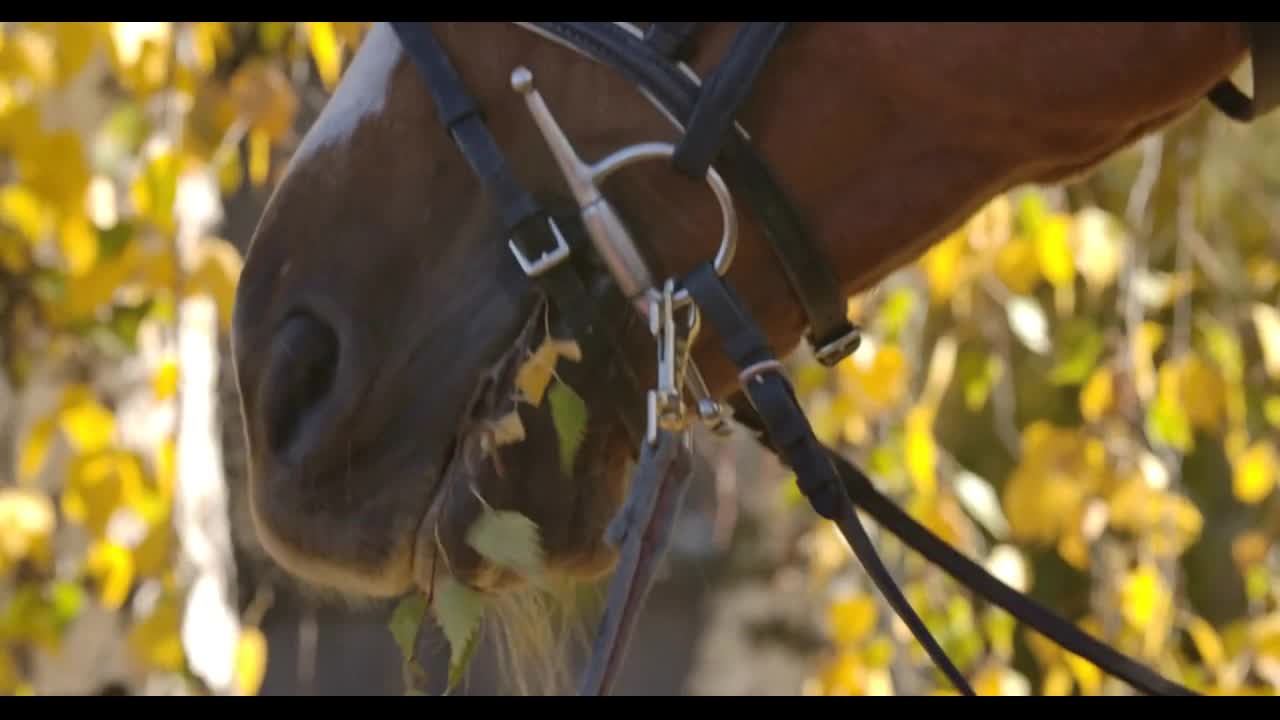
[548, 378, 588, 474]
[50, 581, 84, 630]
[465, 509, 545, 580]
[1049, 319, 1103, 385]
[389, 594, 427, 662]
[432, 577, 487, 694]
[446, 623, 480, 694]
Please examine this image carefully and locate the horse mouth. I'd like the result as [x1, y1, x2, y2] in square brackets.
[408, 302, 552, 598]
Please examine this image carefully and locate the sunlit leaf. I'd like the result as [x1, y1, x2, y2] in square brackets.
[1232, 530, 1270, 570]
[904, 405, 937, 500]
[515, 336, 580, 407]
[234, 626, 268, 696]
[0, 184, 48, 242]
[86, 540, 135, 610]
[1233, 441, 1277, 505]
[57, 386, 116, 453]
[1121, 564, 1169, 630]
[126, 589, 185, 672]
[229, 59, 298, 141]
[1187, 616, 1226, 669]
[0, 488, 56, 575]
[18, 416, 57, 484]
[1005, 296, 1050, 355]
[1049, 319, 1103, 385]
[919, 229, 968, 305]
[828, 595, 877, 646]
[248, 127, 271, 187]
[1079, 366, 1113, 424]
[306, 22, 343, 91]
[1073, 207, 1125, 294]
[1034, 212, 1075, 290]
[465, 509, 544, 580]
[1253, 303, 1280, 380]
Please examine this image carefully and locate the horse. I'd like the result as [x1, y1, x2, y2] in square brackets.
[229, 22, 1276, 695]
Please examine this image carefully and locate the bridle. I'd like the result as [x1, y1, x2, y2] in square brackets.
[388, 22, 1280, 696]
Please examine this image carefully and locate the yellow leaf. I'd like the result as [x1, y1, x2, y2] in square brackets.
[1233, 442, 1277, 505]
[185, 237, 244, 332]
[1079, 366, 1113, 423]
[107, 23, 172, 97]
[62, 450, 145, 538]
[0, 488, 56, 575]
[58, 213, 98, 277]
[234, 626, 268, 695]
[86, 540, 135, 610]
[229, 60, 298, 141]
[152, 359, 179, 400]
[1179, 356, 1225, 433]
[904, 405, 937, 500]
[248, 126, 271, 187]
[126, 590, 185, 672]
[1042, 664, 1073, 696]
[1121, 564, 1169, 630]
[0, 649, 17, 695]
[828, 595, 878, 646]
[919, 229, 968, 305]
[1254, 303, 1280, 380]
[1232, 531, 1270, 570]
[18, 416, 56, 484]
[129, 149, 178, 233]
[811, 652, 865, 696]
[0, 184, 48, 242]
[1063, 651, 1101, 694]
[514, 336, 581, 407]
[1264, 395, 1280, 430]
[51, 23, 101, 87]
[995, 235, 1041, 295]
[1131, 322, 1166, 401]
[307, 22, 343, 91]
[17, 131, 90, 214]
[1034, 213, 1075, 290]
[132, 513, 172, 578]
[1186, 616, 1225, 669]
[836, 342, 908, 418]
[58, 390, 116, 454]
[1073, 207, 1125, 294]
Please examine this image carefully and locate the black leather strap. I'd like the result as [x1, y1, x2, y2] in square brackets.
[643, 22, 700, 60]
[682, 261, 975, 696]
[727, 396, 1197, 697]
[672, 23, 789, 180]
[1208, 22, 1280, 122]
[531, 22, 861, 366]
[391, 22, 649, 448]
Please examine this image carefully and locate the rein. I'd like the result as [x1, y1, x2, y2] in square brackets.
[389, 21, 1278, 697]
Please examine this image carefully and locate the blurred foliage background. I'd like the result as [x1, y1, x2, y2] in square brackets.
[0, 22, 1278, 696]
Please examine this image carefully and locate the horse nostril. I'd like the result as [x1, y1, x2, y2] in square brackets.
[262, 311, 340, 460]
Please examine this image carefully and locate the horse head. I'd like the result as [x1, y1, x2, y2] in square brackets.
[230, 21, 1259, 634]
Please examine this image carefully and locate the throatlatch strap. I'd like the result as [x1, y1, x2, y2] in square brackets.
[672, 23, 788, 180]
[681, 261, 975, 697]
[1208, 22, 1280, 122]
[391, 22, 649, 447]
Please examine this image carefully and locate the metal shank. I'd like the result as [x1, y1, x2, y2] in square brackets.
[510, 66, 737, 311]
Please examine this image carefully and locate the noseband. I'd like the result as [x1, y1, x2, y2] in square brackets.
[390, 21, 1279, 696]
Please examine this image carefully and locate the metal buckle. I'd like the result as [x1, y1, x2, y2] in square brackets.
[508, 216, 571, 277]
[812, 324, 863, 367]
